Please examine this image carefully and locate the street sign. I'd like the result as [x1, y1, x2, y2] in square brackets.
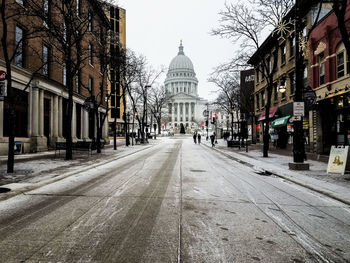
[293, 102, 305, 117]
[0, 71, 6, 81]
[203, 110, 208, 117]
[290, 116, 301, 122]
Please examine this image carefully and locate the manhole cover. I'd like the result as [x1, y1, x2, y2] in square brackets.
[190, 169, 206, 173]
[0, 188, 11, 193]
[255, 170, 273, 176]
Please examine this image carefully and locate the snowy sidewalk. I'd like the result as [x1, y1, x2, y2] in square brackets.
[202, 138, 350, 205]
[0, 138, 163, 200]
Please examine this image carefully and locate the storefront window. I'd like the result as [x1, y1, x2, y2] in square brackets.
[337, 96, 344, 108]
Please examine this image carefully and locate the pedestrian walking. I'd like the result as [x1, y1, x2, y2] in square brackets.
[193, 132, 197, 144]
[210, 133, 215, 147]
[197, 133, 201, 144]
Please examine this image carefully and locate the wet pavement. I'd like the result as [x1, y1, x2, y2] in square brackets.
[0, 136, 349, 262]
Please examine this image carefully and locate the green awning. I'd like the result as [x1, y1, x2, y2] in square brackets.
[272, 115, 291, 128]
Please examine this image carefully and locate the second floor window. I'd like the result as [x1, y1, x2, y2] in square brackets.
[337, 51, 345, 79]
[281, 43, 286, 65]
[256, 94, 259, 110]
[261, 90, 265, 107]
[319, 53, 325, 85]
[289, 71, 295, 95]
[289, 35, 295, 57]
[43, 0, 50, 27]
[88, 12, 93, 31]
[43, 45, 49, 76]
[76, 0, 81, 17]
[274, 83, 278, 101]
[89, 44, 93, 65]
[76, 71, 80, 93]
[63, 63, 66, 86]
[89, 77, 93, 91]
[15, 26, 24, 67]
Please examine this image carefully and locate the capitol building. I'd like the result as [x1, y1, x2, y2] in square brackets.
[165, 42, 208, 133]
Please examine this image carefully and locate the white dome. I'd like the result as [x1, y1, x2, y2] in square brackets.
[169, 54, 194, 71]
[168, 43, 194, 71]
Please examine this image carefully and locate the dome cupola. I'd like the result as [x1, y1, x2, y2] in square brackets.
[168, 41, 194, 71]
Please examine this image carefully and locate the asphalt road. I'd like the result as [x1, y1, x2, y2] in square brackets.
[0, 137, 349, 262]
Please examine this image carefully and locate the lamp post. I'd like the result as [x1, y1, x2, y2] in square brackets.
[126, 112, 130, 146]
[290, 0, 308, 169]
[145, 85, 151, 143]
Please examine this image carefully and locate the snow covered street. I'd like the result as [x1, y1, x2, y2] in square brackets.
[0, 136, 349, 262]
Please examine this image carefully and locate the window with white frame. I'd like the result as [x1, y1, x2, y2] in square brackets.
[336, 42, 349, 78]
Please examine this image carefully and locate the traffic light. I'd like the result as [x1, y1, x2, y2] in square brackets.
[212, 113, 216, 124]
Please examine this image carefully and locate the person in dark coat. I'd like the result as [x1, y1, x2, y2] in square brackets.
[193, 132, 197, 144]
[210, 133, 215, 147]
[197, 133, 201, 144]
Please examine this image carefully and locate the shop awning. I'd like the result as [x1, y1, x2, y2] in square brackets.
[272, 115, 291, 128]
[257, 107, 278, 121]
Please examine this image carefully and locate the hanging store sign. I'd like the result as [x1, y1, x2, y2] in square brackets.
[293, 102, 305, 117]
[0, 71, 6, 81]
[304, 90, 316, 107]
[327, 145, 349, 175]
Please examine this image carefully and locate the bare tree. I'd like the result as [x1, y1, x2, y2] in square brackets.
[148, 84, 167, 135]
[209, 71, 240, 140]
[127, 57, 163, 143]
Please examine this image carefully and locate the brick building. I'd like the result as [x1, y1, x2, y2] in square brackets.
[0, 0, 110, 154]
[309, 0, 350, 154]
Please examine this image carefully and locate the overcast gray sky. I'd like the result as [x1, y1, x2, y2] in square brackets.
[117, 0, 236, 101]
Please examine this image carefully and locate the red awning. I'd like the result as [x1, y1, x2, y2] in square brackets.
[257, 107, 278, 121]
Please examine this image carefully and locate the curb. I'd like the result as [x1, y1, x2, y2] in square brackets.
[202, 142, 350, 206]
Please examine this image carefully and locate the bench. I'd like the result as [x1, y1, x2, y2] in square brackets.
[90, 141, 104, 152]
[227, 140, 242, 149]
[55, 142, 67, 157]
[55, 141, 96, 157]
[74, 141, 92, 155]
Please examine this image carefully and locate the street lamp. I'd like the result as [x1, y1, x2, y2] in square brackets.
[126, 112, 130, 146]
[145, 85, 151, 143]
[290, 0, 308, 169]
